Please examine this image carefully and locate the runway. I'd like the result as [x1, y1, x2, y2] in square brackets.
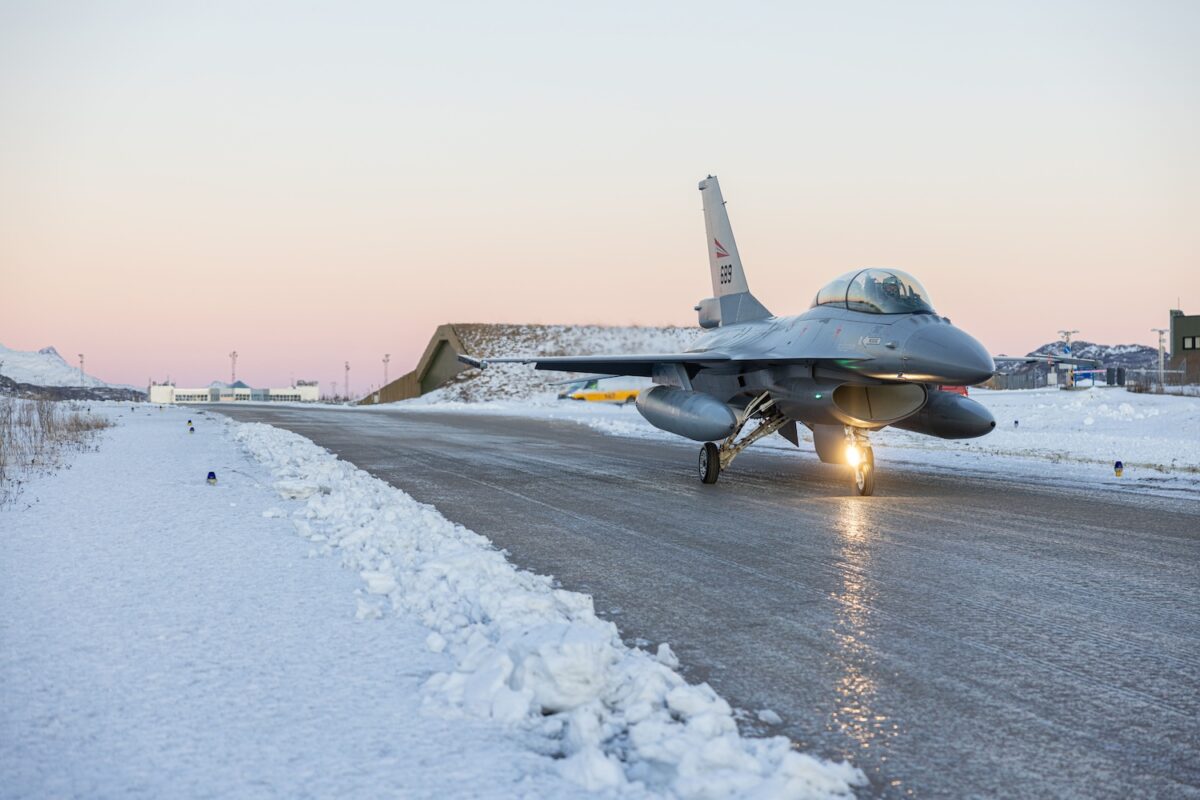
[212, 404, 1200, 799]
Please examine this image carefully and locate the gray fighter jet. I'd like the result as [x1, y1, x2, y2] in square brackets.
[459, 176, 1093, 495]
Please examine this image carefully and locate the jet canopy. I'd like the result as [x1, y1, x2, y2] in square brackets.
[812, 268, 934, 314]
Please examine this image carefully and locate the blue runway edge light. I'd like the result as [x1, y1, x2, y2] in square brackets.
[207, 471, 217, 485]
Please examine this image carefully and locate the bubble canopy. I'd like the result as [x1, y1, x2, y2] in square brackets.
[812, 268, 935, 314]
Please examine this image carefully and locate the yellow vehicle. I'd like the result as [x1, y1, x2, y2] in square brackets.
[557, 376, 649, 404]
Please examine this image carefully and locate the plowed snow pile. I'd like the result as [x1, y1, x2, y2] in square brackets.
[237, 420, 864, 797]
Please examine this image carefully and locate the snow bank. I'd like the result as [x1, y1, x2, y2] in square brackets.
[233, 421, 864, 798]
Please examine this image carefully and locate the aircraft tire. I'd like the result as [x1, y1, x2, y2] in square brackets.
[699, 442, 720, 484]
[853, 447, 875, 496]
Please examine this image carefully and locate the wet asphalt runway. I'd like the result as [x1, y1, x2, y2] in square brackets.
[211, 405, 1200, 800]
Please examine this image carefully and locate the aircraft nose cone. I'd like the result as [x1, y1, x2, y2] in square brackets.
[904, 324, 995, 385]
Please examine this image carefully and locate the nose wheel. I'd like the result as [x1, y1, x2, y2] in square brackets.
[845, 426, 875, 496]
[852, 447, 875, 496]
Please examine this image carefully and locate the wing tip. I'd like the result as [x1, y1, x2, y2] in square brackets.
[456, 353, 485, 369]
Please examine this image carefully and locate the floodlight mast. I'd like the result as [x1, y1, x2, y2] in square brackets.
[344, 361, 351, 402]
[229, 351, 238, 384]
[1151, 328, 1168, 388]
[383, 354, 390, 386]
[78, 354, 85, 388]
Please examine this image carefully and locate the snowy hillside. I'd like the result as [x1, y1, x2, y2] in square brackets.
[0, 343, 117, 388]
[999, 340, 1158, 373]
[426, 324, 699, 403]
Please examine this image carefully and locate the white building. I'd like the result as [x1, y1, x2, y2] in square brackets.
[148, 380, 320, 404]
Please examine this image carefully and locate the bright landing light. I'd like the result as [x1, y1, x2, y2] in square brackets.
[845, 444, 862, 467]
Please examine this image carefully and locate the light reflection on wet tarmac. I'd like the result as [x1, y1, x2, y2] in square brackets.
[829, 499, 909, 795]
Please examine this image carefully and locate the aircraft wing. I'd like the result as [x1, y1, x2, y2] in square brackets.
[456, 350, 872, 377]
[457, 351, 733, 377]
[994, 355, 1102, 368]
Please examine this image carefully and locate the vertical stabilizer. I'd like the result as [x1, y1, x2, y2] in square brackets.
[698, 176, 771, 325]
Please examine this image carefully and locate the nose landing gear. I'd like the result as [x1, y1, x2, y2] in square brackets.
[845, 427, 875, 496]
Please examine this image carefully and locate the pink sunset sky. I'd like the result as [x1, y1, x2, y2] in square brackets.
[2, 1, 1197, 392]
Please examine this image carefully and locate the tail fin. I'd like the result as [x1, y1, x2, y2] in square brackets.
[698, 175, 771, 325]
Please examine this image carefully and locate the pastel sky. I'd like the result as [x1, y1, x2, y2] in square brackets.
[2, 1, 1197, 392]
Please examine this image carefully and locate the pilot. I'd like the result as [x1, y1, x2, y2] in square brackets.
[881, 275, 903, 300]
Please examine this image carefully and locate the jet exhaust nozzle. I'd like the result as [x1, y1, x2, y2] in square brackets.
[892, 390, 996, 439]
[636, 385, 738, 442]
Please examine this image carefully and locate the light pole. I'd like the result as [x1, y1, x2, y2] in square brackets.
[229, 351, 238, 384]
[1152, 328, 1168, 389]
[329, 381, 337, 401]
[78, 354, 85, 388]
[383, 354, 390, 387]
[344, 361, 351, 401]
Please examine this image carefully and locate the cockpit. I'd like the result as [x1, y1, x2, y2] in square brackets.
[812, 268, 934, 314]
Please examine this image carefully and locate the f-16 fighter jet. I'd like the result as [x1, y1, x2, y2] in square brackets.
[459, 176, 1092, 495]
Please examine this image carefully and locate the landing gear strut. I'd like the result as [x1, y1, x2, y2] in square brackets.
[845, 426, 875, 497]
[697, 393, 790, 485]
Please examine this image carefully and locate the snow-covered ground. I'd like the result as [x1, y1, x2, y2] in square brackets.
[1, 405, 863, 798]
[389, 387, 1200, 500]
[0, 343, 127, 389]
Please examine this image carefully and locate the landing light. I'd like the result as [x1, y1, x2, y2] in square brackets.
[845, 444, 863, 467]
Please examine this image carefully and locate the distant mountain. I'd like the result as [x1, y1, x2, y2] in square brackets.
[0, 342, 145, 400]
[997, 340, 1158, 374]
[0, 373, 146, 402]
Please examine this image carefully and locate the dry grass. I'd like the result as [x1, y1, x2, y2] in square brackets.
[0, 397, 113, 506]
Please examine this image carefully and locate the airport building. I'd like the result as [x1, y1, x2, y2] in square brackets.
[147, 380, 320, 404]
[1169, 308, 1200, 381]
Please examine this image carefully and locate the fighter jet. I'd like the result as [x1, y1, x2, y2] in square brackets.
[458, 176, 1094, 495]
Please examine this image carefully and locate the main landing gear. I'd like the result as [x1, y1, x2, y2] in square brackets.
[696, 393, 790, 486]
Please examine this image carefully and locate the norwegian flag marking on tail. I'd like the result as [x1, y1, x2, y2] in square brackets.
[714, 239, 729, 259]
